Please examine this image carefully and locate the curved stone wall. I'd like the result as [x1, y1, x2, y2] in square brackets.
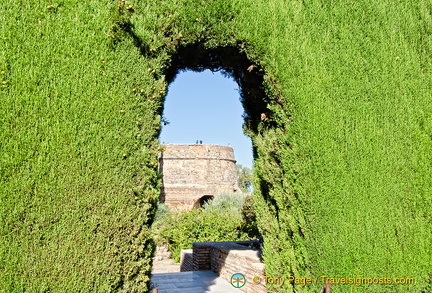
[159, 144, 239, 209]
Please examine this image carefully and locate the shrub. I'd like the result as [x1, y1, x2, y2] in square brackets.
[155, 193, 261, 262]
[152, 203, 171, 229]
[202, 192, 246, 214]
[151, 203, 172, 245]
[240, 195, 260, 239]
[159, 207, 247, 262]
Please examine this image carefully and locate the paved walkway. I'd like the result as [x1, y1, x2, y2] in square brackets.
[150, 271, 239, 293]
[151, 257, 181, 274]
[151, 246, 238, 292]
[151, 245, 181, 274]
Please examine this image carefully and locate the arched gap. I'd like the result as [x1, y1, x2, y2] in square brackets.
[152, 42, 289, 287]
[193, 195, 215, 209]
[158, 69, 252, 209]
[161, 43, 276, 210]
[159, 43, 277, 215]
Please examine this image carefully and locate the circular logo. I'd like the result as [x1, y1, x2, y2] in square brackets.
[231, 273, 246, 288]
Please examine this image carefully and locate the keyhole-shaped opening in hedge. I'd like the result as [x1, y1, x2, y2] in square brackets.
[158, 44, 270, 210]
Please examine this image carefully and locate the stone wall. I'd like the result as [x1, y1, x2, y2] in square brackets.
[159, 144, 239, 209]
[180, 249, 193, 272]
[193, 241, 266, 293]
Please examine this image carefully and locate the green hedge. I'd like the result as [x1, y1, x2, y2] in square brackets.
[1, 0, 431, 292]
[0, 1, 161, 292]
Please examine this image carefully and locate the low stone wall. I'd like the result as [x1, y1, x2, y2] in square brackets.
[193, 241, 266, 293]
[180, 249, 193, 272]
[193, 243, 212, 270]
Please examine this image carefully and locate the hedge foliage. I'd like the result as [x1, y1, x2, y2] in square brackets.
[0, 1, 161, 292]
[1, 0, 431, 292]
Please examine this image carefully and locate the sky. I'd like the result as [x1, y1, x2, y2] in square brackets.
[159, 69, 254, 169]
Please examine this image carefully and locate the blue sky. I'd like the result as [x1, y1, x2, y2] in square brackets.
[159, 69, 254, 168]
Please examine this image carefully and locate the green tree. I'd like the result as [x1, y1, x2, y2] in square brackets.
[236, 164, 253, 193]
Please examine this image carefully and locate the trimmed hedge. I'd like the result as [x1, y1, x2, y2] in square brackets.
[1, 0, 431, 292]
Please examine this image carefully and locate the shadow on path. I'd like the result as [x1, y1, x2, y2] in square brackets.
[150, 271, 239, 293]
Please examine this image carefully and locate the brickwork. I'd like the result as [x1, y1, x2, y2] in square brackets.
[192, 243, 212, 271]
[180, 249, 193, 272]
[159, 144, 239, 209]
[193, 241, 266, 293]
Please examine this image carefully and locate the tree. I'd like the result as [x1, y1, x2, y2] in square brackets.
[236, 164, 253, 193]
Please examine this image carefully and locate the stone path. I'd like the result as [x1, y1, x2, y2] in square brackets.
[151, 246, 238, 292]
[150, 271, 239, 293]
[151, 245, 181, 274]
